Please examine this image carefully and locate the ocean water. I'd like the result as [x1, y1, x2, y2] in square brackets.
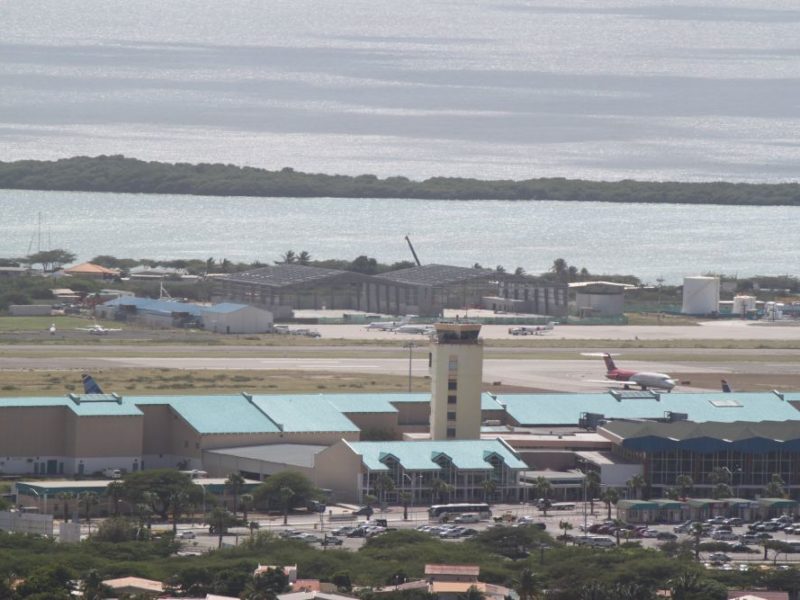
[2, 189, 799, 284]
[1, 0, 800, 182]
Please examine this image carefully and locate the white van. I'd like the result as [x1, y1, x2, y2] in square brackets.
[576, 535, 615, 548]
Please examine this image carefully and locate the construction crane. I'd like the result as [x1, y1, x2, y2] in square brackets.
[405, 235, 422, 266]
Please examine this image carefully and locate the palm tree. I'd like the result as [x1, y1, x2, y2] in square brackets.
[430, 478, 449, 504]
[691, 522, 704, 561]
[56, 492, 74, 523]
[458, 585, 485, 600]
[297, 251, 312, 265]
[240, 493, 254, 523]
[79, 492, 99, 527]
[82, 569, 109, 600]
[107, 481, 124, 517]
[765, 473, 786, 498]
[534, 477, 552, 516]
[225, 473, 246, 517]
[712, 482, 732, 500]
[279, 486, 294, 525]
[559, 519, 573, 541]
[627, 474, 647, 500]
[600, 488, 619, 521]
[374, 474, 395, 507]
[399, 492, 411, 521]
[481, 479, 497, 503]
[207, 507, 236, 549]
[278, 250, 296, 264]
[585, 471, 600, 514]
[675, 474, 693, 500]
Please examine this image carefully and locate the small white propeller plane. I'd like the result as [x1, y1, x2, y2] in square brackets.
[75, 323, 122, 336]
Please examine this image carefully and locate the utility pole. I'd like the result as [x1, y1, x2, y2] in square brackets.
[404, 342, 415, 392]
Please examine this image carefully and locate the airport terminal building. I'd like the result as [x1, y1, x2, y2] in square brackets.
[4, 325, 800, 505]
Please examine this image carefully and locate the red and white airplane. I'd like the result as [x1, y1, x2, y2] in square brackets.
[585, 352, 677, 392]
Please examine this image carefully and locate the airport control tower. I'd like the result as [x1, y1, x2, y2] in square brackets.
[429, 322, 483, 440]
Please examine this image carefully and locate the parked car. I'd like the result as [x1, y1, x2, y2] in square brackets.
[712, 531, 738, 541]
[352, 506, 374, 517]
[708, 552, 731, 563]
[454, 514, 481, 524]
[641, 529, 660, 538]
[656, 531, 678, 541]
[179, 531, 196, 539]
[724, 518, 744, 526]
[321, 536, 343, 546]
[332, 526, 356, 537]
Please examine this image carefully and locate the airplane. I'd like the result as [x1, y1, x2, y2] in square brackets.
[365, 315, 415, 331]
[48, 323, 56, 335]
[584, 352, 677, 392]
[82, 373, 104, 394]
[394, 323, 435, 335]
[508, 322, 556, 336]
[75, 323, 122, 335]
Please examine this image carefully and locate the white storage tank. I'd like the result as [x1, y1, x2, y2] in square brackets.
[681, 276, 720, 315]
[732, 295, 757, 315]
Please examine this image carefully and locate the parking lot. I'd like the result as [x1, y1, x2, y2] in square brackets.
[165, 503, 800, 569]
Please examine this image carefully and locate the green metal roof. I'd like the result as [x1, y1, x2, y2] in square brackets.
[0, 396, 142, 417]
[346, 438, 527, 472]
[759, 498, 798, 507]
[497, 391, 800, 426]
[326, 393, 426, 414]
[250, 395, 359, 433]
[133, 395, 280, 434]
[617, 500, 659, 510]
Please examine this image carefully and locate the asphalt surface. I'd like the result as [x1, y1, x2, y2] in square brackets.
[3, 321, 800, 392]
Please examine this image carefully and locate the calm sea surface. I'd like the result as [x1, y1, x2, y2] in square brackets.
[2, 189, 799, 284]
[1, 0, 800, 182]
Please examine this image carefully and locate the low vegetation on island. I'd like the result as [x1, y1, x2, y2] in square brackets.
[1, 155, 799, 205]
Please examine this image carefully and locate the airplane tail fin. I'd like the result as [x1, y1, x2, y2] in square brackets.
[721, 379, 732, 393]
[82, 373, 104, 395]
[603, 353, 616, 372]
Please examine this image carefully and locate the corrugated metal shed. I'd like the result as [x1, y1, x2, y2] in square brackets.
[375, 264, 496, 286]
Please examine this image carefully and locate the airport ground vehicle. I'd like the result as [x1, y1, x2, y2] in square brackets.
[429, 503, 491, 521]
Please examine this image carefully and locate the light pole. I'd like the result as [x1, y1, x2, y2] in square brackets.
[403, 473, 421, 520]
[403, 342, 415, 392]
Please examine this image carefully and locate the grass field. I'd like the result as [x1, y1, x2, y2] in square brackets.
[0, 368, 431, 396]
[0, 315, 123, 331]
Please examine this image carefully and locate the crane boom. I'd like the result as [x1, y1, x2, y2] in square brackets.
[404, 235, 422, 266]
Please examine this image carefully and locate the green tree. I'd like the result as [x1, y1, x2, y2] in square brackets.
[253, 471, 319, 523]
[207, 507, 237, 549]
[297, 251, 312, 265]
[120, 469, 197, 521]
[277, 250, 296, 264]
[239, 493, 254, 523]
[458, 585, 485, 600]
[243, 567, 288, 600]
[82, 569, 110, 600]
[516, 567, 537, 600]
[26, 249, 76, 272]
